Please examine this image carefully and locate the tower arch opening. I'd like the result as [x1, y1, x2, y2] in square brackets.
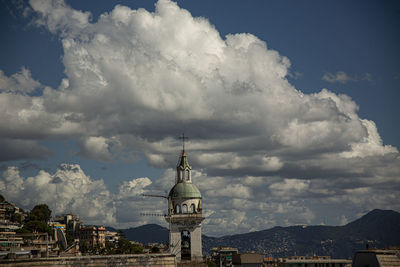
[190, 203, 195, 213]
[181, 230, 191, 261]
[182, 204, 188, 213]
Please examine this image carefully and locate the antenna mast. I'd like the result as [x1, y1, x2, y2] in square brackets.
[179, 133, 188, 150]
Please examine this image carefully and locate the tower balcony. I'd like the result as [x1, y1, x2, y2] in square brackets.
[165, 213, 205, 225]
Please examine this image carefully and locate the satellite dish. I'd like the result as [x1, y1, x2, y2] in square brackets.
[57, 228, 67, 251]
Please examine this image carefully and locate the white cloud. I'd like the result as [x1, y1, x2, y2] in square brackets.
[362, 73, 373, 82]
[340, 119, 397, 158]
[0, 67, 41, 93]
[322, 71, 374, 84]
[78, 136, 113, 162]
[269, 179, 310, 197]
[1, 161, 399, 235]
[1, 0, 391, 168]
[0, 164, 115, 225]
[322, 71, 356, 83]
[118, 177, 152, 198]
[29, 0, 91, 35]
[0, 0, 398, 235]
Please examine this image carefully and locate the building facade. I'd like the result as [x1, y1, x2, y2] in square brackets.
[274, 255, 352, 267]
[79, 226, 106, 249]
[165, 149, 204, 262]
[211, 246, 239, 267]
[353, 249, 400, 267]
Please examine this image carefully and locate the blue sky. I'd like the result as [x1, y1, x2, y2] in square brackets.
[0, 0, 399, 236]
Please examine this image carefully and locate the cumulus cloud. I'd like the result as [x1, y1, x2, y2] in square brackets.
[269, 179, 310, 197]
[1, 159, 399, 235]
[0, 67, 42, 94]
[0, 164, 115, 225]
[0, 0, 399, 235]
[322, 71, 356, 83]
[322, 71, 374, 84]
[29, 0, 91, 35]
[77, 136, 113, 162]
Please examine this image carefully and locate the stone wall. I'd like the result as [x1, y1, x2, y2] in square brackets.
[0, 253, 176, 267]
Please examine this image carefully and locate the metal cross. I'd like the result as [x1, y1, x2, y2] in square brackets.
[179, 133, 188, 150]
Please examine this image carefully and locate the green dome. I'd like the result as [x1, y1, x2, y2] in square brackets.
[169, 182, 202, 199]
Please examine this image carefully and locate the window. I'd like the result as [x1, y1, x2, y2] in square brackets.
[186, 170, 190, 181]
[182, 204, 188, 213]
[175, 204, 180, 214]
[190, 204, 195, 213]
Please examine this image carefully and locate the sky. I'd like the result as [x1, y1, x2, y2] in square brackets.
[0, 0, 399, 236]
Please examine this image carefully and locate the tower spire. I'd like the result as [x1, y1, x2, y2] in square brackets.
[176, 133, 192, 184]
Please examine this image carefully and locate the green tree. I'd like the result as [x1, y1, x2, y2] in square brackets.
[207, 260, 217, 267]
[131, 244, 143, 254]
[104, 240, 116, 254]
[80, 241, 91, 254]
[23, 220, 52, 236]
[117, 238, 132, 254]
[118, 230, 125, 238]
[29, 204, 51, 222]
[17, 204, 52, 236]
[151, 246, 160, 253]
[15, 227, 31, 235]
[115, 238, 143, 254]
[10, 213, 22, 224]
[0, 194, 5, 202]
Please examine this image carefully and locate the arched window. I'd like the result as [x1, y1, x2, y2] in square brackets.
[186, 170, 190, 181]
[190, 203, 195, 213]
[175, 204, 180, 214]
[180, 170, 184, 182]
[182, 204, 188, 213]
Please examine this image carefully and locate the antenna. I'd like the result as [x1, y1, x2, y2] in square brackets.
[142, 194, 167, 199]
[140, 194, 169, 217]
[140, 212, 167, 217]
[178, 133, 188, 150]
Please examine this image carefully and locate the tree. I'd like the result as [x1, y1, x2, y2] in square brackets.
[115, 238, 143, 254]
[29, 204, 51, 222]
[17, 204, 52, 236]
[118, 230, 125, 238]
[23, 220, 52, 236]
[117, 238, 132, 254]
[10, 213, 22, 224]
[131, 244, 143, 254]
[0, 194, 5, 202]
[151, 246, 160, 253]
[80, 241, 91, 254]
[207, 260, 217, 267]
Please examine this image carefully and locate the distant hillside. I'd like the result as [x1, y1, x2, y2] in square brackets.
[203, 209, 400, 258]
[121, 224, 169, 244]
[119, 209, 400, 258]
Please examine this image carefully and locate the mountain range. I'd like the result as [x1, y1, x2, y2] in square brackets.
[117, 209, 400, 258]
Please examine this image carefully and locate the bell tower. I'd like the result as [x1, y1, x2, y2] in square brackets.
[165, 138, 204, 262]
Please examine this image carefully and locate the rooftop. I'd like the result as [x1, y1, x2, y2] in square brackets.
[168, 182, 201, 199]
